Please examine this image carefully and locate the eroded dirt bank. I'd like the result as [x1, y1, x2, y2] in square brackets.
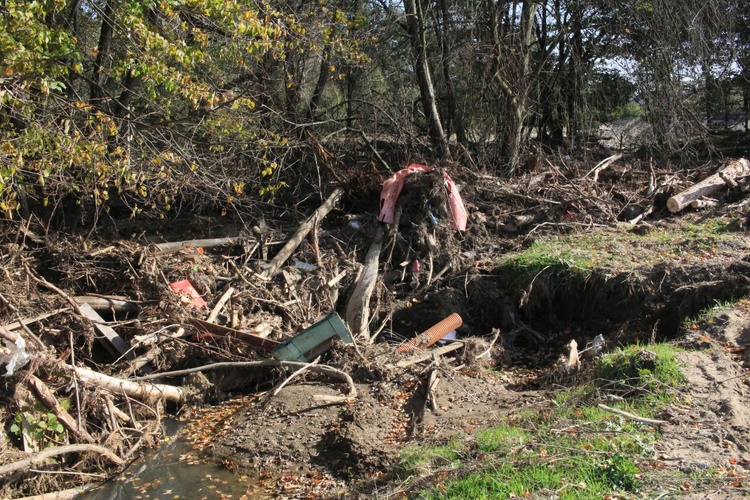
[3, 153, 750, 498]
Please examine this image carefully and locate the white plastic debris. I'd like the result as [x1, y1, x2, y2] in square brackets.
[294, 260, 318, 271]
[592, 334, 606, 356]
[1, 335, 32, 377]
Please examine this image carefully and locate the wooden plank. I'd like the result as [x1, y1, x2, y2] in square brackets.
[151, 236, 243, 255]
[393, 341, 465, 368]
[190, 319, 280, 352]
[2, 308, 70, 332]
[78, 303, 135, 360]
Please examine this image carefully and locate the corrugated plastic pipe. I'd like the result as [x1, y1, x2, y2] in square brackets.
[396, 313, 463, 353]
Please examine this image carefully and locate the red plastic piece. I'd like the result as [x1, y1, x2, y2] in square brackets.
[169, 279, 207, 309]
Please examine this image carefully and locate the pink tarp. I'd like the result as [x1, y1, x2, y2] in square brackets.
[378, 163, 468, 231]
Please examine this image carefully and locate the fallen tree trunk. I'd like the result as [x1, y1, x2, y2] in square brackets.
[67, 364, 184, 403]
[261, 187, 343, 278]
[2, 323, 184, 403]
[667, 158, 750, 213]
[0, 444, 124, 478]
[345, 226, 384, 340]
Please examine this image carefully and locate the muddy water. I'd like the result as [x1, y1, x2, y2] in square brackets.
[79, 420, 264, 500]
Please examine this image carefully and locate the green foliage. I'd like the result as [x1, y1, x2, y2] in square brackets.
[597, 453, 641, 492]
[595, 343, 685, 401]
[10, 401, 70, 449]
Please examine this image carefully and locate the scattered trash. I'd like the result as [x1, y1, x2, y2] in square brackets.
[169, 279, 208, 309]
[438, 330, 456, 345]
[349, 220, 361, 229]
[591, 334, 606, 356]
[273, 313, 353, 362]
[411, 260, 421, 272]
[294, 260, 318, 271]
[1, 334, 31, 377]
[396, 313, 463, 353]
[377, 163, 468, 231]
[566, 339, 580, 371]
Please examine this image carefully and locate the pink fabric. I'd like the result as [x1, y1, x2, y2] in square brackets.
[443, 173, 468, 231]
[377, 163, 468, 231]
[378, 164, 432, 224]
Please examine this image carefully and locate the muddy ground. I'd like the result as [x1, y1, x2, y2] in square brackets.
[2, 150, 750, 498]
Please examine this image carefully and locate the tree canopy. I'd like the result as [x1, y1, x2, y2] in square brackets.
[0, 0, 746, 221]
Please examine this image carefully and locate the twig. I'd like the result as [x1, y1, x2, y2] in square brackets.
[261, 187, 343, 278]
[132, 360, 358, 398]
[475, 328, 502, 360]
[271, 356, 320, 396]
[206, 286, 235, 323]
[597, 403, 667, 427]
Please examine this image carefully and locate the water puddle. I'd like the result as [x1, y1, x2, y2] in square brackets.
[79, 420, 266, 500]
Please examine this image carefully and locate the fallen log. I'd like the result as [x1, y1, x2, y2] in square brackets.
[73, 296, 138, 315]
[667, 158, 750, 213]
[67, 364, 184, 403]
[261, 187, 343, 278]
[10, 484, 96, 500]
[345, 226, 384, 340]
[0, 444, 124, 478]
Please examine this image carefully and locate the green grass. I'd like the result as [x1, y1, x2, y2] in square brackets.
[474, 425, 530, 453]
[682, 296, 749, 328]
[594, 343, 685, 403]
[391, 344, 689, 499]
[500, 218, 739, 276]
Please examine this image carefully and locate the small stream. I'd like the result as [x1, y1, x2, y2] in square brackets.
[79, 420, 262, 499]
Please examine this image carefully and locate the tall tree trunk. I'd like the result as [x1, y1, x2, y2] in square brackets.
[490, 0, 539, 173]
[436, 0, 467, 146]
[308, 43, 332, 121]
[404, 0, 450, 157]
[90, 0, 116, 105]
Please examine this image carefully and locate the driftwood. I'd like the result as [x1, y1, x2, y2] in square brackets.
[151, 236, 243, 255]
[261, 187, 343, 278]
[10, 484, 96, 500]
[2, 309, 69, 332]
[2, 327, 185, 403]
[667, 158, 750, 213]
[0, 444, 124, 478]
[345, 226, 384, 340]
[68, 364, 184, 403]
[584, 153, 623, 183]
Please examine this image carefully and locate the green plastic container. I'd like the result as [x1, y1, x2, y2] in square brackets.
[272, 313, 353, 362]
